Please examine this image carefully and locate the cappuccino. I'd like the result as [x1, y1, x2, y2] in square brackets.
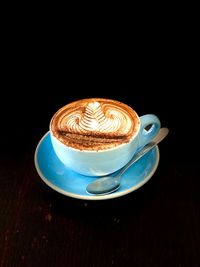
[50, 98, 140, 151]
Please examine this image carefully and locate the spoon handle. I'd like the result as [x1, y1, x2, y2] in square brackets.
[117, 128, 169, 177]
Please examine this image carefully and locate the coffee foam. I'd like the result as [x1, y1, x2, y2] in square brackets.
[51, 98, 140, 151]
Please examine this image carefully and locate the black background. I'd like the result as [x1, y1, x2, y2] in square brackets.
[0, 21, 199, 267]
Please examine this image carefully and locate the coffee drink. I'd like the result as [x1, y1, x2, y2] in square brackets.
[50, 98, 140, 151]
[50, 98, 160, 176]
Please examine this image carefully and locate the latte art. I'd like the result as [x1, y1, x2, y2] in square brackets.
[51, 98, 139, 150]
[62, 101, 132, 135]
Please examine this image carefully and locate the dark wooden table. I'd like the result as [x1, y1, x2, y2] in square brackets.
[1, 91, 199, 267]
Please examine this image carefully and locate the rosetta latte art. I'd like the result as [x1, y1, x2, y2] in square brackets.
[51, 98, 139, 150]
[61, 102, 132, 134]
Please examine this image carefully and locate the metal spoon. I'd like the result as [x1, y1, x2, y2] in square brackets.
[86, 128, 169, 195]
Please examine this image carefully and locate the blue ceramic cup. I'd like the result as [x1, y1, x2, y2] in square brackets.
[50, 106, 160, 176]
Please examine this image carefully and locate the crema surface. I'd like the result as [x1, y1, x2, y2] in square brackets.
[51, 98, 139, 151]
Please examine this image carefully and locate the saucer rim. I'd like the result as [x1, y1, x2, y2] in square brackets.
[34, 131, 160, 201]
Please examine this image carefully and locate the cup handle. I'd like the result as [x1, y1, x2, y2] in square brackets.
[139, 114, 161, 148]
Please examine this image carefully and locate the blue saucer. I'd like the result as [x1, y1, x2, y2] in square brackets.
[34, 132, 160, 200]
